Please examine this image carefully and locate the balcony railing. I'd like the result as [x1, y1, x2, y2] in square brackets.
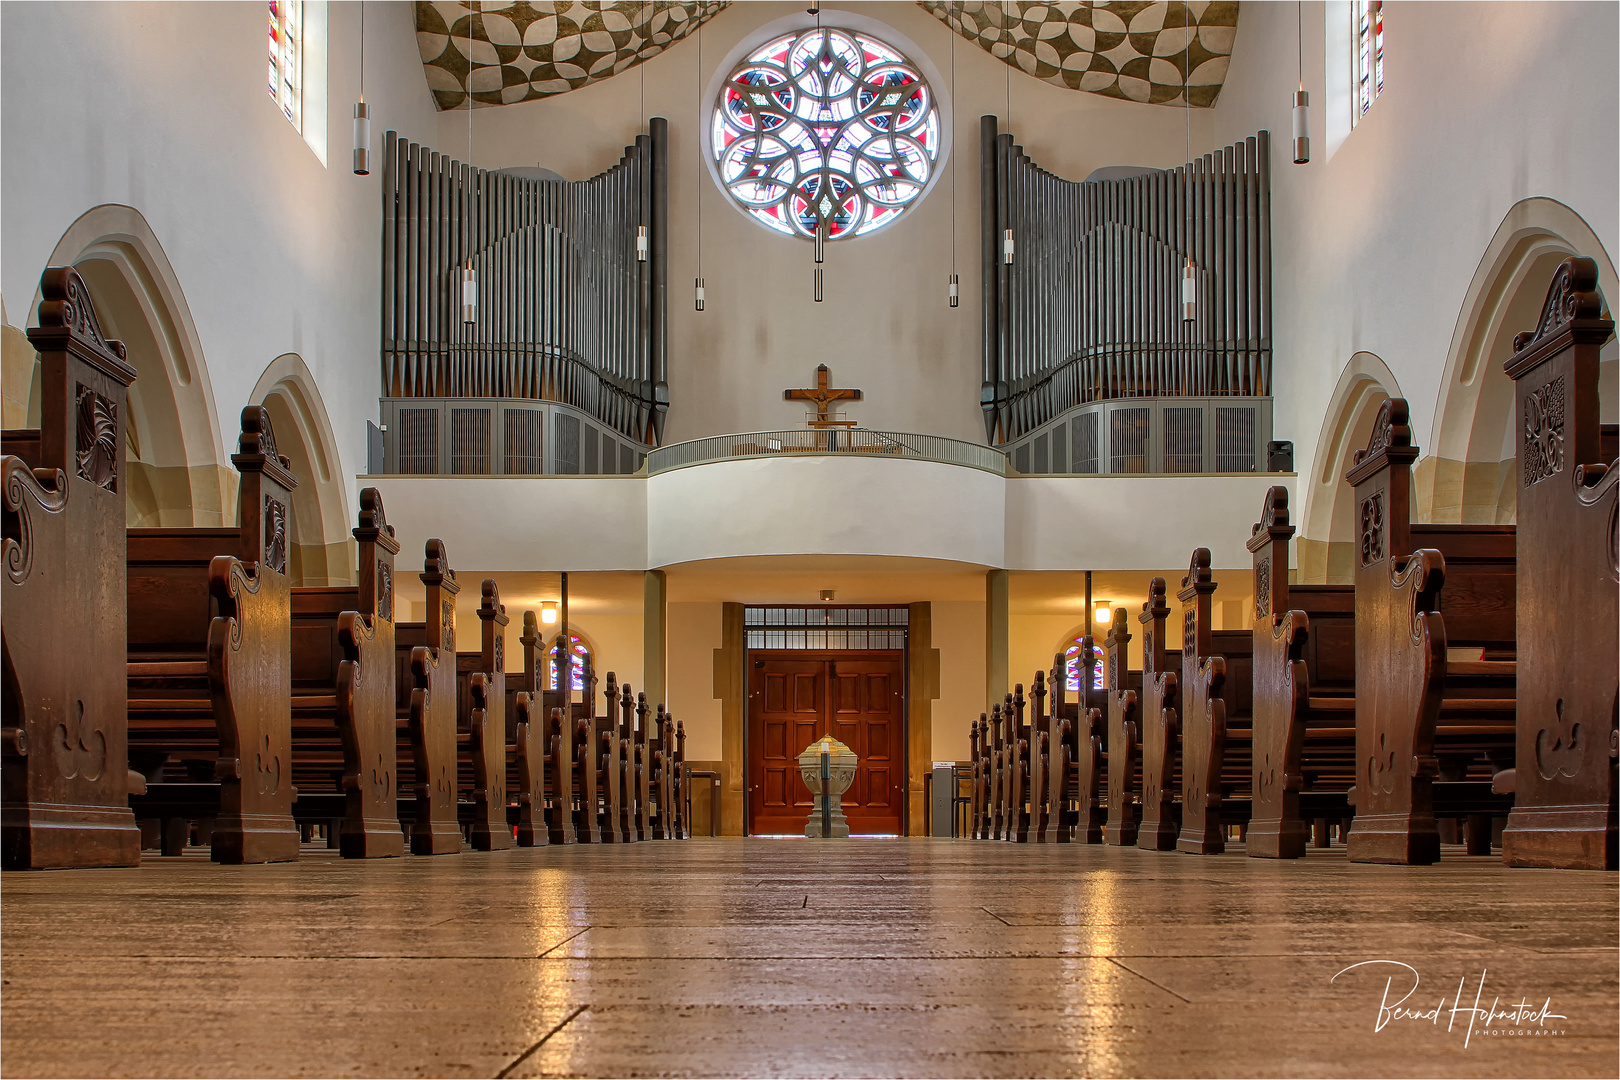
[645, 429, 1011, 477]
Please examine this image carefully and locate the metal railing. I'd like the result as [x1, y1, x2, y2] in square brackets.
[645, 429, 1010, 477]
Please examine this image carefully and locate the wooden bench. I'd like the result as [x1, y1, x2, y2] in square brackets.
[1136, 582, 1183, 851]
[1, 266, 142, 869]
[456, 581, 512, 851]
[288, 488, 403, 857]
[507, 611, 552, 847]
[125, 406, 299, 864]
[394, 539, 462, 855]
[1499, 256, 1618, 870]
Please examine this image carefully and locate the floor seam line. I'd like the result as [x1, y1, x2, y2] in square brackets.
[494, 1004, 589, 1080]
[1105, 957, 1193, 1004]
[537, 926, 592, 959]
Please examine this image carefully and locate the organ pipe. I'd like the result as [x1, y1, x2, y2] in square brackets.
[980, 116, 1273, 445]
[380, 122, 667, 446]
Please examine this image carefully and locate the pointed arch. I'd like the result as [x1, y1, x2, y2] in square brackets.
[1425, 198, 1618, 524]
[1298, 352, 1402, 583]
[250, 353, 353, 587]
[36, 205, 229, 527]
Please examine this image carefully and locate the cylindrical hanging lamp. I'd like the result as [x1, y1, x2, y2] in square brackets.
[1003, 228, 1014, 265]
[1292, 90, 1311, 164]
[352, 2, 369, 175]
[694, 277, 705, 312]
[1292, 2, 1311, 164]
[636, 225, 649, 262]
[353, 102, 371, 175]
[1181, 260, 1196, 322]
[461, 262, 478, 323]
[949, 273, 960, 308]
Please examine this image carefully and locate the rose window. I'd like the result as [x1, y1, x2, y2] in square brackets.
[712, 27, 940, 239]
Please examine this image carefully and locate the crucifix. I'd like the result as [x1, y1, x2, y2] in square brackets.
[784, 364, 862, 449]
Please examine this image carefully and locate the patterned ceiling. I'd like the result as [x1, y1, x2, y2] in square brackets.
[921, 1, 1237, 107]
[416, 1, 1237, 111]
[416, 1, 729, 110]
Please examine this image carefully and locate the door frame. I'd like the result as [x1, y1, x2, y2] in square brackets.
[743, 647, 910, 836]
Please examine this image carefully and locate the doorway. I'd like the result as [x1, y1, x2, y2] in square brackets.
[747, 651, 906, 835]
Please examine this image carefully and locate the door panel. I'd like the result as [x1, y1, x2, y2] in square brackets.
[747, 651, 905, 835]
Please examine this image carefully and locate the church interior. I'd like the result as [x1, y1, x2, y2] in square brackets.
[2, 1, 1617, 1076]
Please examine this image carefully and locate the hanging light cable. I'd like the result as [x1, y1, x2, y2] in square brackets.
[695, 12, 704, 311]
[1292, 1, 1311, 164]
[1181, 11, 1196, 321]
[948, 7, 958, 307]
[461, 12, 478, 323]
[811, 1, 824, 302]
[636, 4, 649, 263]
[352, 1, 370, 174]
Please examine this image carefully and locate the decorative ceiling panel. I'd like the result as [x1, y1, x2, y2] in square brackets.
[416, 1, 1237, 112]
[416, 1, 729, 110]
[920, 1, 1238, 107]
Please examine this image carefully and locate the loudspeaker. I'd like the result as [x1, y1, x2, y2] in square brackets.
[1266, 440, 1294, 473]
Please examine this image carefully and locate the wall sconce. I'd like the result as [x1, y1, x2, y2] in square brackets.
[1094, 601, 1111, 624]
[540, 601, 559, 625]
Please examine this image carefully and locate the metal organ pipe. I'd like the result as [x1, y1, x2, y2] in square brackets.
[379, 127, 665, 444]
[981, 128, 1273, 444]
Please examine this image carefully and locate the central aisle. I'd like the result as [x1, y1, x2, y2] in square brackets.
[2, 840, 1614, 1078]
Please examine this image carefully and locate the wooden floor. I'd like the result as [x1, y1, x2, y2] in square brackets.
[2, 838, 1615, 1079]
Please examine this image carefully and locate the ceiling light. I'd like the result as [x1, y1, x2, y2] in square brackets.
[540, 601, 558, 625]
[1094, 601, 1111, 624]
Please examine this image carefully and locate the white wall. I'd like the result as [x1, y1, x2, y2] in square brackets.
[440, 0, 1192, 444]
[370, 460, 1286, 573]
[1199, 1, 1618, 518]
[1, 0, 439, 498]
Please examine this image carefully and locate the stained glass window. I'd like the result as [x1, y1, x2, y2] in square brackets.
[712, 26, 940, 239]
[269, 0, 303, 131]
[1063, 636, 1107, 694]
[1353, 0, 1383, 124]
[546, 633, 592, 693]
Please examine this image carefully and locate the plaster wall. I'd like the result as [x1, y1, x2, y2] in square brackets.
[1199, 1, 1618, 532]
[439, 0, 1192, 444]
[0, 0, 439, 501]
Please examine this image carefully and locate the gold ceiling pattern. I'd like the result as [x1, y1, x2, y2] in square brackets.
[416, 1, 728, 110]
[920, 1, 1238, 107]
[415, 1, 1237, 111]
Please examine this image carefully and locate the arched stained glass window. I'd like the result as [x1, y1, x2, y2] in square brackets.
[546, 633, 592, 693]
[712, 26, 940, 239]
[1063, 636, 1107, 694]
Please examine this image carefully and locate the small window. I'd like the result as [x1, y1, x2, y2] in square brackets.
[1063, 636, 1106, 695]
[268, 0, 303, 131]
[1352, 0, 1383, 124]
[546, 633, 592, 693]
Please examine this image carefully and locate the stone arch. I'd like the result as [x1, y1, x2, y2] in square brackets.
[251, 354, 353, 587]
[1425, 198, 1618, 524]
[35, 205, 229, 527]
[1299, 352, 1403, 584]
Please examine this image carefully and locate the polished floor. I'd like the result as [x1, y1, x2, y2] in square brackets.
[2, 838, 1616, 1079]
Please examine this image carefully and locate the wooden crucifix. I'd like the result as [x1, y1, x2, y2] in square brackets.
[785, 364, 862, 435]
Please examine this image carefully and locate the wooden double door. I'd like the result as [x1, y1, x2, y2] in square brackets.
[747, 652, 906, 836]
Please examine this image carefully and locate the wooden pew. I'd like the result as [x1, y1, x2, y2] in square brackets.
[1063, 641, 1109, 845]
[1037, 656, 1074, 843]
[571, 657, 601, 843]
[395, 539, 462, 855]
[2, 266, 142, 869]
[672, 719, 689, 839]
[1003, 686, 1030, 842]
[460, 580, 512, 851]
[1245, 487, 1350, 858]
[968, 718, 986, 838]
[125, 406, 299, 864]
[1102, 609, 1141, 846]
[508, 612, 551, 847]
[1136, 581, 1181, 851]
[1344, 399, 1517, 864]
[288, 488, 403, 857]
[1176, 549, 1230, 854]
[1499, 256, 1618, 870]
